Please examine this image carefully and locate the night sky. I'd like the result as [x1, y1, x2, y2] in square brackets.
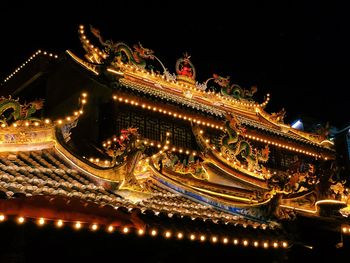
[1, 1, 349, 128]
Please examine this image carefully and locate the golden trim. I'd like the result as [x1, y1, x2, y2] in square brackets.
[149, 163, 272, 208]
[54, 143, 123, 182]
[66, 50, 99, 75]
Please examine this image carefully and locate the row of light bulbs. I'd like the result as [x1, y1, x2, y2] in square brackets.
[2, 50, 58, 84]
[112, 93, 328, 160]
[0, 93, 87, 129]
[242, 133, 325, 159]
[0, 214, 289, 249]
[55, 92, 87, 126]
[92, 132, 198, 168]
[0, 119, 51, 128]
[143, 133, 200, 173]
[259, 94, 270, 107]
[112, 95, 224, 130]
[103, 134, 198, 156]
[79, 25, 107, 60]
[82, 156, 111, 166]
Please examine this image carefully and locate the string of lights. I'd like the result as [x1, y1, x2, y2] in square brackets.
[112, 94, 330, 160]
[0, 92, 87, 129]
[0, 213, 289, 249]
[2, 50, 58, 84]
[95, 131, 198, 168]
[112, 94, 224, 130]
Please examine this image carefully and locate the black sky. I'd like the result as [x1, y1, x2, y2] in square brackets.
[1, 1, 349, 128]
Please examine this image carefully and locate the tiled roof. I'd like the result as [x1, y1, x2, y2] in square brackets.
[0, 150, 128, 206]
[0, 148, 277, 231]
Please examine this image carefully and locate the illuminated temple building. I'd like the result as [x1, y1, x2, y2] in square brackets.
[0, 25, 349, 261]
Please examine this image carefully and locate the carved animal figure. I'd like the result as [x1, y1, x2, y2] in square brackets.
[104, 127, 142, 165]
[213, 74, 257, 100]
[0, 97, 43, 125]
[90, 25, 154, 68]
[270, 108, 286, 123]
[220, 114, 269, 171]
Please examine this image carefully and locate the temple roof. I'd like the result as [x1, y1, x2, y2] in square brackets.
[1, 25, 349, 254]
[0, 146, 290, 247]
[0, 147, 269, 227]
[60, 24, 334, 152]
[0, 91, 291, 246]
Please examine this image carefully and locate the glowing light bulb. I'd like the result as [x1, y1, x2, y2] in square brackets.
[38, 218, 45, 226]
[18, 217, 25, 224]
[56, 220, 64, 227]
[75, 222, 82, 229]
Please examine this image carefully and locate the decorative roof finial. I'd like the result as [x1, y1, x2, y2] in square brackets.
[175, 52, 196, 85]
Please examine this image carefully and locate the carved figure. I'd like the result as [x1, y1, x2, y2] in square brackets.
[220, 114, 269, 171]
[0, 96, 43, 125]
[213, 74, 257, 100]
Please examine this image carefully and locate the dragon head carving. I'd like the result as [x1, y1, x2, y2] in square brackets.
[212, 74, 257, 100]
[225, 113, 246, 134]
[28, 99, 44, 110]
[213, 74, 230, 87]
[270, 108, 286, 123]
[133, 42, 154, 60]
